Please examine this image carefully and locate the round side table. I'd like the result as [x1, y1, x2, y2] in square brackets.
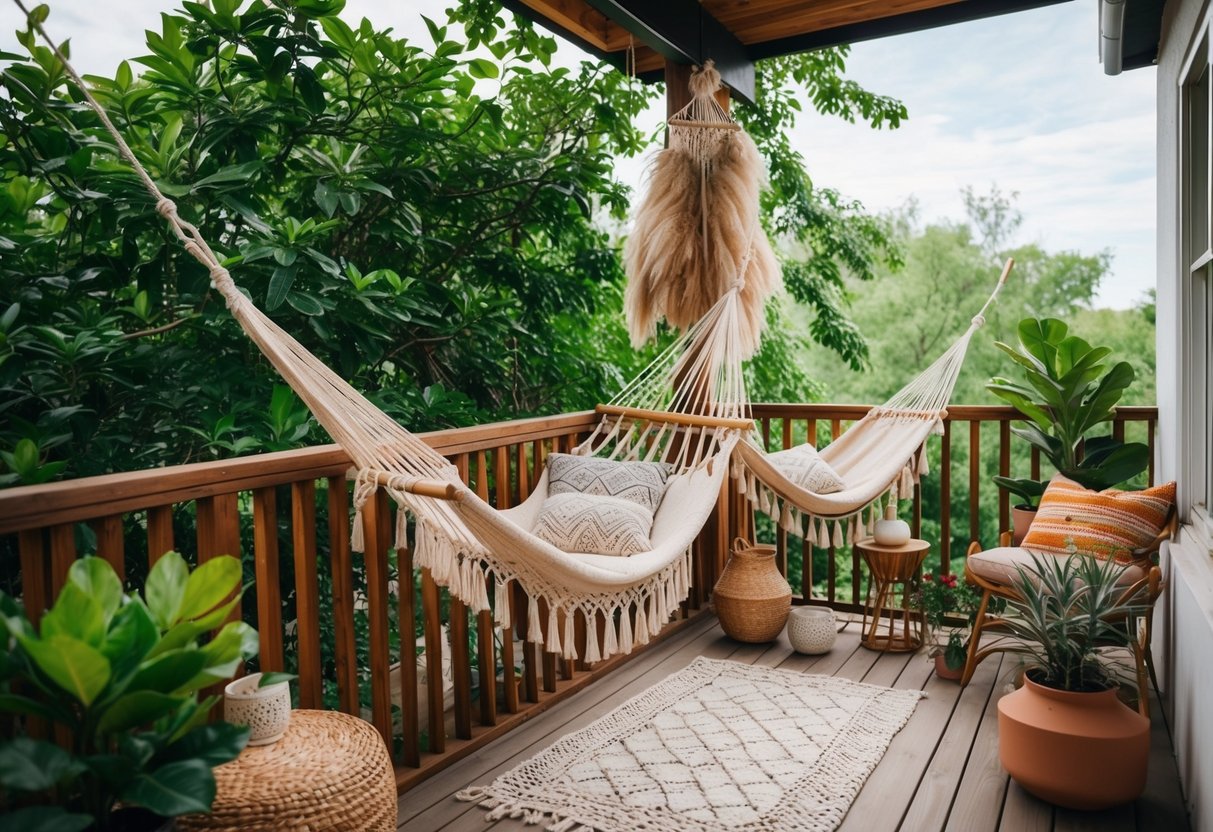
[855, 537, 929, 652]
[177, 709, 397, 832]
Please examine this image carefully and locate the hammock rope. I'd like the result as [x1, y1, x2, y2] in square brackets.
[15, 2, 750, 662]
[736, 259, 1014, 547]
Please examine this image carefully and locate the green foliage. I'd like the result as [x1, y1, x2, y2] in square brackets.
[0, 0, 902, 485]
[988, 317, 1150, 495]
[996, 551, 1149, 692]
[0, 554, 255, 827]
[912, 570, 984, 669]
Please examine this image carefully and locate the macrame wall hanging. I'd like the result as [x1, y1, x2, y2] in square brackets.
[624, 61, 779, 359]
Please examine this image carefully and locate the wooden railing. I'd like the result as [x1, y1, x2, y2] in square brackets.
[748, 404, 1159, 613]
[0, 403, 1158, 791]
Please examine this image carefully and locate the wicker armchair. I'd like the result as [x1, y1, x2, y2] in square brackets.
[960, 512, 1176, 717]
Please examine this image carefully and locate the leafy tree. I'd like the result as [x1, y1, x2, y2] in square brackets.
[1, 0, 902, 485]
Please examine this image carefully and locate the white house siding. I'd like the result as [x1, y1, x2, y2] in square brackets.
[1157, 0, 1213, 827]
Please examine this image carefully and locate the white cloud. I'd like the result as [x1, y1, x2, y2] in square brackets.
[2, 0, 1156, 306]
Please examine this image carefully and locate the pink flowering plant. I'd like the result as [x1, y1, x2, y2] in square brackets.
[914, 571, 986, 670]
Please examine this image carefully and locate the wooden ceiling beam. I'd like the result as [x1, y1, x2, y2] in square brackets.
[581, 0, 756, 104]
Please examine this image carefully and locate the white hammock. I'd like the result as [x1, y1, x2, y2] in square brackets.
[19, 9, 754, 663]
[736, 260, 1014, 548]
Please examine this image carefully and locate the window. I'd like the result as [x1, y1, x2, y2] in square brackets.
[1181, 37, 1212, 523]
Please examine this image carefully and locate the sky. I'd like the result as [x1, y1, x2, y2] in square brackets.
[0, 0, 1158, 308]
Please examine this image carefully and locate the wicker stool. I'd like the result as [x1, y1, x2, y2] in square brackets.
[856, 537, 929, 652]
[177, 710, 396, 832]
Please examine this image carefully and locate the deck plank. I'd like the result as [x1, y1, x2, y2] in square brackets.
[838, 653, 958, 831]
[943, 659, 1013, 831]
[896, 653, 1006, 831]
[401, 614, 1183, 832]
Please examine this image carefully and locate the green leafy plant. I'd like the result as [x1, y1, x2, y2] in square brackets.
[994, 550, 1147, 692]
[0, 553, 257, 830]
[913, 571, 990, 670]
[987, 317, 1150, 505]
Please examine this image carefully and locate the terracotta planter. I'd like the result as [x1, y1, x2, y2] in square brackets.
[998, 671, 1149, 810]
[714, 538, 791, 643]
[1011, 505, 1036, 546]
[933, 653, 963, 681]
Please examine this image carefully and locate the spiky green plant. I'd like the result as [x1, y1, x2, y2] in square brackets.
[996, 550, 1149, 692]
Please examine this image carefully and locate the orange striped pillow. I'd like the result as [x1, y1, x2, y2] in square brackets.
[1022, 475, 1175, 562]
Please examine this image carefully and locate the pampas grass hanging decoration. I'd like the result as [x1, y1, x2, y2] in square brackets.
[624, 60, 779, 358]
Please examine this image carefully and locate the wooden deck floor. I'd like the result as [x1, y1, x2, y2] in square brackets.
[398, 612, 1188, 831]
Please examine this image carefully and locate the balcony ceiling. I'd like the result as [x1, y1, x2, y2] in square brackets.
[505, 0, 1076, 104]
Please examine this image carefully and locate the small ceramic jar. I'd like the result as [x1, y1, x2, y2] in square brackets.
[787, 606, 837, 654]
[224, 673, 291, 746]
[874, 504, 912, 546]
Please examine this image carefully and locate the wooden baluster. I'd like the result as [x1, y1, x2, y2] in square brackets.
[762, 417, 771, 450]
[90, 515, 124, 583]
[147, 505, 174, 565]
[398, 538, 420, 766]
[493, 448, 520, 713]
[48, 523, 75, 595]
[804, 419, 817, 600]
[540, 597, 557, 693]
[252, 487, 284, 672]
[1147, 417, 1156, 485]
[289, 481, 322, 709]
[473, 451, 498, 725]
[777, 418, 792, 578]
[421, 568, 445, 752]
[364, 490, 394, 750]
[450, 596, 473, 740]
[197, 493, 240, 564]
[18, 530, 48, 626]
[1030, 447, 1041, 482]
[1113, 418, 1126, 443]
[998, 420, 1011, 535]
[503, 578, 520, 713]
[940, 419, 952, 574]
[531, 440, 544, 489]
[969, 421, 981, 546]
[515, 443, 529, 502]
[911, 480, 922, 540]
[326, 477, 359, 716]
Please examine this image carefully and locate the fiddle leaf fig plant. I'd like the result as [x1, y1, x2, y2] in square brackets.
[0, 552, 256, 830]
[988, 317, 1150, 503]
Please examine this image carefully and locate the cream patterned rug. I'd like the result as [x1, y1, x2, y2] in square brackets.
[457, 657, 925, 831]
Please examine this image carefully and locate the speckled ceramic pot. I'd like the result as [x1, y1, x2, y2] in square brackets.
[224, 673, 292, 746]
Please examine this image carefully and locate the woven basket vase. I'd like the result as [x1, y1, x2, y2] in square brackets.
[714, 537, 792, 642]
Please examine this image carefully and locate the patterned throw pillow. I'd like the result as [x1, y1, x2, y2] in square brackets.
[545, 453, 672, 511]
[533, 493, 654, 556]
[766, 444, 845, 494]
[1022, 475, 1176, 562]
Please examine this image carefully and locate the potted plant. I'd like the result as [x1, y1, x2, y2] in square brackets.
[913, 571, 986, 681]
[992, 549, 1151, 810]
[987, 318, 1150, 544]
[0, 552, 259, 831]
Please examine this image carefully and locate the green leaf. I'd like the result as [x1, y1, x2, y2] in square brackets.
[467, 58, 499, 79]
[1017, 317, 1067, 366]
[97, 690, 183, 734]
[266, 264, 297, 311]
[41, 583, 105, 647]
[146, 551, 189, 629]
[156, 722, 249, 768]
[0, 737, 85, 792]
[294, 65, 326, 114]
[102, 599, 159, 679]
[19, 634, 111, 706]
[0, 693, 63, 722]
[0, 806, 92, 832]
[258, 671, 296, 688]
[178, 555, 241, 622]
[123, 759, 216, 817]
[286, 291, 325, 316]
[128, 650, 207, 695]
[67, 556, 124, 622]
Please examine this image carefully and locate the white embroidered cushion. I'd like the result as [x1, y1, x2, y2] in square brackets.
[767, 444, 845, 494]
[545, 453, 672, 511]
[532, 493, 654, 556]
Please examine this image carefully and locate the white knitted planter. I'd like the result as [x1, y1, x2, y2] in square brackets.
[224, 673, 291, 746]
[787, 606, 837, 654]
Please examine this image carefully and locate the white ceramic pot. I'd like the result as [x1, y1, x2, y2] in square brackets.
[224, 673, 291, 746]
[787, 606, 837, 654]
[874, 504, 911, 546]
